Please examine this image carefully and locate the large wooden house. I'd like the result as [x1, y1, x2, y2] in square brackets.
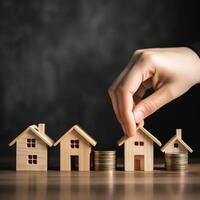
[118, 126, 162, 171]
[9, 124, 54, 171]
[54, 125, 97, 171]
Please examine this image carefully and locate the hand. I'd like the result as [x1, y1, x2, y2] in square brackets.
[108, 47, 200, 137]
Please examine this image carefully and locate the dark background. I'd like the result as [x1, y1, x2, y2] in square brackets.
[0, 0, 200, 169]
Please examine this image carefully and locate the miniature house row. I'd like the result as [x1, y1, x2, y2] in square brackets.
[9, 124, 96, 171]
[9, 123, 193, 171]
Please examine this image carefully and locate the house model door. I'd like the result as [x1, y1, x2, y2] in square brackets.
[134, 155, 144, 171]
[71, 155, 79, 171]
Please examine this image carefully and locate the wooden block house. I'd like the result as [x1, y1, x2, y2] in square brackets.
[54, 125, 97, 171]
[161, 129, 193, 154]
[9, 124, 54, 171]
[118, 126, 162, 171]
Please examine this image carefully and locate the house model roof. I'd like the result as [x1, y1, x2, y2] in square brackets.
[54, 125, 97, 146]
[118, 126, 162, 147]
[161, 129, 193, 153]
[9, 124, 54, 147]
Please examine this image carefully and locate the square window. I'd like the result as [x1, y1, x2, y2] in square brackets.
[140, 141, 144, 146]
[134, 141, 138, 146]
[27, 138, 36, 148]
[28, 155, 37, 165]
[174, 143, 178, 148]
[70, 140, 79, 148]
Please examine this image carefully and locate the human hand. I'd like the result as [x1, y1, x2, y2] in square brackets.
[108, 47, 200, 137]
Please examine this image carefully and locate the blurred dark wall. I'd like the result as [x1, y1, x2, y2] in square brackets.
[0, 0, 200, 168]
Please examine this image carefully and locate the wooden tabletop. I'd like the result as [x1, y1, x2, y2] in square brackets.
[0, 164, 200, 200]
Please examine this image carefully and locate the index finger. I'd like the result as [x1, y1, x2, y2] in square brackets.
[116, 69, 142, 136]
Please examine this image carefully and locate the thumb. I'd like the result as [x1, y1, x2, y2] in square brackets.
[133, 85, 175, 123]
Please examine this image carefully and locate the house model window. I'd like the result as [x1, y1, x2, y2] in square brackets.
[140, 141, 144, 146]
[70, 140, 79, 148]
[27, 139, 36, 147]
[28, 155, 37, 164]
[174, 143, 179, 148]
[135, 141, 144, 146]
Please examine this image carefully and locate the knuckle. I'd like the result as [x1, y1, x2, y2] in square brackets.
[133, 49, 143, 56]
[108, 86, 115, 96]
[116, 85, 127, 96]
[139, 51, 156, 64]
[140, 51, 151, 59]
[142, 100, 157, 116]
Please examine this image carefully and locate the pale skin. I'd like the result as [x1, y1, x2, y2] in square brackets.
[108, 47, 200, 137]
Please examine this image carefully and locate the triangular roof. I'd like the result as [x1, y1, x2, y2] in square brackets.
[9, 125, 54, 147]
[118, 126, 162, 146]
[161, 129, 193, 153]
[54, 125, 97, 146]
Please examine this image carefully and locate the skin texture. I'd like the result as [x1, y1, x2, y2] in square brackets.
[108, 47, 200, 137]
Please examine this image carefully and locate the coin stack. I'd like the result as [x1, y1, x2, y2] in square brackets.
[165, 153, 188, 170]
[94, 151, 116, 171]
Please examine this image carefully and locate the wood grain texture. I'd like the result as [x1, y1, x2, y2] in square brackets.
[122, 127, 159, 171]
[161, 129, 193, 153]
[9, 124, 54, 171]
[0, 163, 200, 200]
[124, 132, 153, 171]
[58, 128, 92, 171]
[16, 131, 48, 171]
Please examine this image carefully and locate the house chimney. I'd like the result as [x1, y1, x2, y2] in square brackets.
[38, 123, 45, 134]
[176, 129, 182, 138]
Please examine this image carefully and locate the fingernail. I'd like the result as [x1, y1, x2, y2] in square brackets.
[134, 110, 144, 124]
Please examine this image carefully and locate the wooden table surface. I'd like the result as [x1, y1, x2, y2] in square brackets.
[0, 164, 200, 200]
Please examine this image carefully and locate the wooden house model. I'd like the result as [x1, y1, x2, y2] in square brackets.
[161, 129, 193, 154]
[54, 125, 97, 171]
[9, 123, 54, 171]
[118, 126, 162, 171]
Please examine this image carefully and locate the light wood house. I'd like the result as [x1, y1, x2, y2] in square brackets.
[118, 126, 162, 171]
[9, 123, 54, 171]
[54, 125, 97, 171]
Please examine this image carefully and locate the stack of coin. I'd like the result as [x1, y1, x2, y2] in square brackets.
[94, 151, 116, 171]
[165, 153, 188, 170]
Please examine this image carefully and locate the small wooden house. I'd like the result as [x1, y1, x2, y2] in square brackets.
[161, 129, 193, 154]
[9, 124, 54, 171]
[54, 125, 97, 171]
[118, 126, 162, 171]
